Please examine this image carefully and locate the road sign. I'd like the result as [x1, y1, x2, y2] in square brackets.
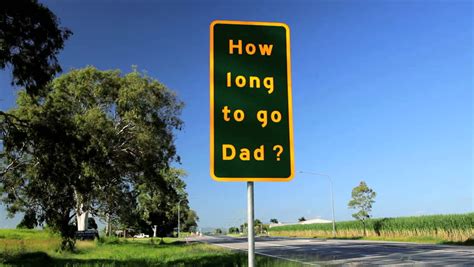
[210, 20, 294, 182]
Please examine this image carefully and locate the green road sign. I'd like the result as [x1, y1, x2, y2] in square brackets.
[210, 20, 294, 182]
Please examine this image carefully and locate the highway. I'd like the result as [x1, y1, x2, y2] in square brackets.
[193, 235, 474, 266]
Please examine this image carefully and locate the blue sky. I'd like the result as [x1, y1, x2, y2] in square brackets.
[0, 0, 472, 229]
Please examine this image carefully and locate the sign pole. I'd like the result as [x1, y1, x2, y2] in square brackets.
[247, 181, 255, 267]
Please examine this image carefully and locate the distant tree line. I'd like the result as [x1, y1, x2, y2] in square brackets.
[227, 219, 270, 236]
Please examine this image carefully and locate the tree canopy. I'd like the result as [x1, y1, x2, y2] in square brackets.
[0, 0, 72, 96]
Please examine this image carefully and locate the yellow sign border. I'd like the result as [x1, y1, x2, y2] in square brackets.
[210, 20, 295, 182]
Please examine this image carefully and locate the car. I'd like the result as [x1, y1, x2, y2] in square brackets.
[76, 229, 99, 240]
[133, 233, 149, 238]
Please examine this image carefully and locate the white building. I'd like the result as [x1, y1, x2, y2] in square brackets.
[269, 218, 331, 228]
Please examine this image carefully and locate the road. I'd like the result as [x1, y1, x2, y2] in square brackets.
[191, 235, 474, 266]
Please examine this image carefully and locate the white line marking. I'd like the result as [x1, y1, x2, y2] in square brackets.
[256, 241, 302, 250]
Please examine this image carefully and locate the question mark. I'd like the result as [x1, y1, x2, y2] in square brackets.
[273, 145, 283, 161]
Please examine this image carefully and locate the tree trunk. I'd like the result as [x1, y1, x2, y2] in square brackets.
[362, 220, 367, 237]
[106, 213, 111, 237]
[59, 210, 76, 251]
[74, 190, 89, 231]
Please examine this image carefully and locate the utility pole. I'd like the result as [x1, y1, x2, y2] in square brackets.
[177, 200, 182, 238]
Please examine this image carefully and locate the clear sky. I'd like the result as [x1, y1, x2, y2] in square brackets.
[0, 0, 472, 229]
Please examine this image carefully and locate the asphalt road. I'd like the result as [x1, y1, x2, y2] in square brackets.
[192, 235, 474, 266]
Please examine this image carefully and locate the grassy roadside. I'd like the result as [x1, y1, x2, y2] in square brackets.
[0, 229, 303, 266]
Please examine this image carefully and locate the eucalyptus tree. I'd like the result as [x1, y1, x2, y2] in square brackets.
[0, 66, 183, 250]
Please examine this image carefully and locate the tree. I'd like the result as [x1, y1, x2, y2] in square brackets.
[0, 0, 72, 96]
[348, 181, 376, 236]
[239, 223, 247, 233]
[1, 1, 72, 231]
[270, 218, 278, 224]
[136, 168, 193, 238]
[16, 209, 37, 229]
[254, 219, 263, 235]
[214, 228, 223, 235]
[228, 227, 239, 234]
[182, 209, 199, 232]
[0, 67, 183, 250]
[298, 217, 306, 222]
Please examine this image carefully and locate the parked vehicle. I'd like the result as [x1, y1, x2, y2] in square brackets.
[75, 229, 99, 240]
[133, 233, 149, 238]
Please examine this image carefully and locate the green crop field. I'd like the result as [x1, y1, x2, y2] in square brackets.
[0, 229, 302, 266]
[269, 213, 474, 244]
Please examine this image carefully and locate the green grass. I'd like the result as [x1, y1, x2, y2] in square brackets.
[0, 228, 58, 240]
[226, 233, 244, 238]
[269, 213, 474, 244]
[0, 229, 303, 266]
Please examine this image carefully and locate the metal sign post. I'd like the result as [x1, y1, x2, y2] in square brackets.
[247, 182, 255, 266]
